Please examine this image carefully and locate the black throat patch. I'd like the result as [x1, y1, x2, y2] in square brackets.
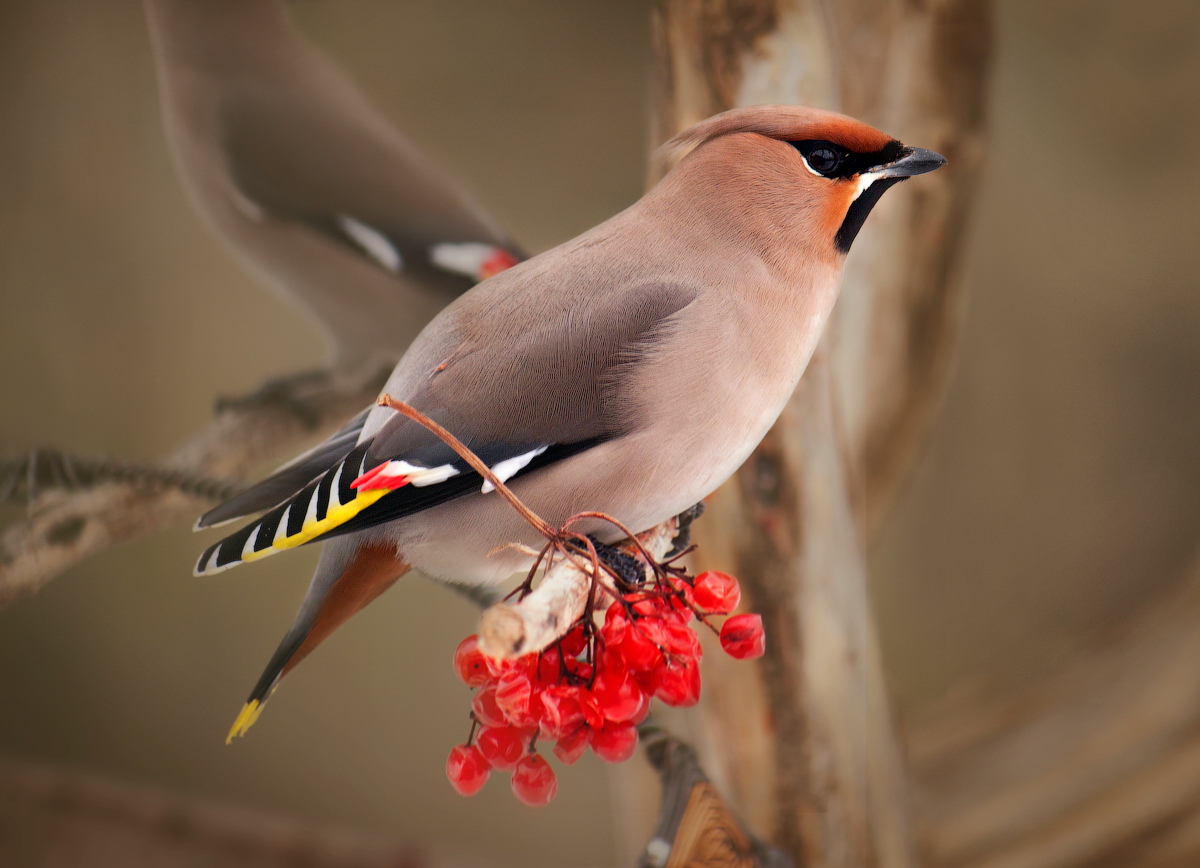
[835, 177, 903, 254]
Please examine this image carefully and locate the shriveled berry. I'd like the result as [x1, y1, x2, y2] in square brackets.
[720, 613, 766, 659]
[590, 722, 639, 763]
[475, 725, 530, 771]
[553, 726, 590, 765]
[472, 683, 507, 727]
[511, 754, 558, 806]
[539, 685, 586, 740]
[654, 658, 701, 707]
[576, 688, 606, 729]
[485, 650, 537, 679]
[453, 635, 490, 686]
[693, 571, 742, 614]
[495, 669, 542, 728]
[446, 744, 490, 796]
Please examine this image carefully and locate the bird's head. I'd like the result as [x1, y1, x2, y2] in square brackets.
[661, 104, 946, 255]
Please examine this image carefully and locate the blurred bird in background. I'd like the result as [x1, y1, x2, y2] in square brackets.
[144, 0, 522, 389]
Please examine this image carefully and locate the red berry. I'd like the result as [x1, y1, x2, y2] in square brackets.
[446, 744, 490, 796]
[495, 669, 542, 728]
[559, 624, 588, 657]
[553, 726, 590, 765]
[485, 650, 537, 679]
[612, 623, 663, 672]
[593, 665, 646, 723]
[630, 595, 666, 617]
[590, 723, 639, 763]
[629, 690, 652, 724]
[539, 685, 586, 739]
[475, 725, 530, 771]
[472, 683, 507, 727]
[693, 571, 742, 614]
[663, 619, 702, 659]
[576, 688, 606, 729]
[453, 635, 490, 686]
[602, 603, 631, 644]
[537, 652, 562, 686]
[511, 754, 558, 806]
[654, 658, 701, 707]
[720, 613, 766, 659]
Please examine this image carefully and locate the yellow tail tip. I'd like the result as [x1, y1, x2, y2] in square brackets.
[226, 700, 263, 744]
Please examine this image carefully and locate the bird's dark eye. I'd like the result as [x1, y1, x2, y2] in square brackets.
[807, 147, 841, 174]
[792, 140, 849, 177]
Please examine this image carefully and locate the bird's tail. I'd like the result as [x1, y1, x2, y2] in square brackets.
[226, 538, 411, 742]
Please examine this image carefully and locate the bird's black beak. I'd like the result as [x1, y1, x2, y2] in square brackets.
[877, 146, 947, 179]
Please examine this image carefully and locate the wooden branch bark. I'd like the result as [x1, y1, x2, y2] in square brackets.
[0, 373, 382, 607]
[649, 1, 991, 865]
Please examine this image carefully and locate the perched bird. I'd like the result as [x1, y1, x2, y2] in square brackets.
[144, 0, 521, 382]
[194, 105, 945, 739]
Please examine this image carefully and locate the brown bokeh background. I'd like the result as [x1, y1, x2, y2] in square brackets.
[1, 1, 1197, 865]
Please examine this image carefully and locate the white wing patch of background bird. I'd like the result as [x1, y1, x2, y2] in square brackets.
[337, 215, 402, 272]
[429, 242, 497, 279]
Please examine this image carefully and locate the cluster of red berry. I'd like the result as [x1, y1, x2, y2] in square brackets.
[445, 569, 765, 805]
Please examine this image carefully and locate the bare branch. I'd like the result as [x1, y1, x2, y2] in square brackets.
[0, 373, 383, 608]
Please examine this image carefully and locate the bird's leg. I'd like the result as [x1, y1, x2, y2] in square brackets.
[664, 501, 705, 559]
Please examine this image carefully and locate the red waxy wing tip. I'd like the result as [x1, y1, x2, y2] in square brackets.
[350, 462, 411, 491]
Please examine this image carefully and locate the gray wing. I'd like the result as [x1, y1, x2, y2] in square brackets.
[195, 407, 370, 530]
[194, 282, 697, 575]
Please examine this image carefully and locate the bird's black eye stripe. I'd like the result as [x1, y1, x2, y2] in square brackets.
[790, 139, 905, 180]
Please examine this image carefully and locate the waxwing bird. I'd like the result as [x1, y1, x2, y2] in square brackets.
[195, 105, 946, 740]
[144, 0, 521, 381]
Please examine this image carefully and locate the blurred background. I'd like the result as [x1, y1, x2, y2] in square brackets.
[0, 1, 1197, 865]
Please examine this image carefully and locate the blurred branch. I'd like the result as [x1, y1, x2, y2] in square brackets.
[0, 756, 424, 867]
[0, 372, 382, 608]
[909, 547, 1200, 868]
[0, 450, 240, 504]
[638, 725, 793, 868]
